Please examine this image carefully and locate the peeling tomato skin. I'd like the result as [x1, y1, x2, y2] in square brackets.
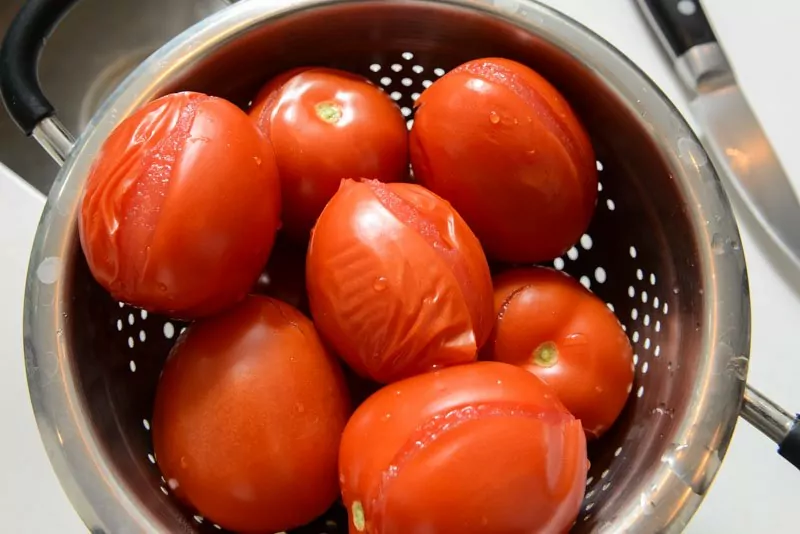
[250, 68, 409, 241]
[79, 91, 281, 319]
[339, 361, 588, 534]
[410, 57, 597, 263]
[484, 267, 634, 439]
[306, 179, 493, 384]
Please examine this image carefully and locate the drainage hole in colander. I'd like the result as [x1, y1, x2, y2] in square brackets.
[594, 267, 606, 284]
[163, 322, 175, 339]
[567, 246, 579, 260]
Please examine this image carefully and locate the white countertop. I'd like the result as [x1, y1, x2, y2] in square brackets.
[1, 0, 798, 532]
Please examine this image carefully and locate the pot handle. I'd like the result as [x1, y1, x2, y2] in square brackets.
[0, 0, 78, 165]
[741, 384, 800, 470]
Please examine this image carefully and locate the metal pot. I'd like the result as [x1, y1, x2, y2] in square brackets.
[1, 0, 797, 532]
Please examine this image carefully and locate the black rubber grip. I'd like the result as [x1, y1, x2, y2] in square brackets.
[0, 0, 79, 135]
[639, 0, 717, 57]
[778, 418, 800, 470]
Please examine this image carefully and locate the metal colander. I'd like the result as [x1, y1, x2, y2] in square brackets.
[5, 0, 798, 533]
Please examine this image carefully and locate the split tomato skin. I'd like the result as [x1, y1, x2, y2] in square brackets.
[410, 57, 597, 263]
[484, 267, 634, 438]
[339, 361, 588, 534]
[306, 179, 494, 384]
[152, 296, 351, 533]
[79, 91, 281, 319]
[250, 68, 409, 240]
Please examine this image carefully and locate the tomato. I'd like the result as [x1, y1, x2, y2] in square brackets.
[151, 296, 350, 533]
[339, 361, 588, 534]
[483, 267, 634, 438]
[79, 91, 281, 319]
[410, 57, 597, 263]
[306, 179, 494, 384]
[248, 66, 312, 127]
[249, 68, 409, 240]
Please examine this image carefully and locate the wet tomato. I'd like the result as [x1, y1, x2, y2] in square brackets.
[484, 267, 634, 438]
[339, 361, 588, 534]
[152, 296, 350, 533]
[306, 179, 494, 384]
[250, 68, 409, 240]
[79, 91, 281, 319]
[410, 57, 597, 263]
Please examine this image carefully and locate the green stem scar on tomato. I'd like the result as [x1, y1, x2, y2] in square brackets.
[315, 101, 343, 124]
[352, 501, 366, 532]
[533, 341, 559, 367]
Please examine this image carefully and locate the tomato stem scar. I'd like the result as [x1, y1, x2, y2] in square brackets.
[533, 341, 559, 367]
[352, 501, 366, 532]
[315, 101, 343, 124]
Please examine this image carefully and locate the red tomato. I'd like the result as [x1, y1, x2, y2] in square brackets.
[306, 179, 494, 384]
[410, 57, 597, 263]
[483, 267, 634, 438]
[248, 66, 312, 126]
[79, 91, 281, 319]
[249, 68, 409, 240]
[151, 296, 351, 533]
[339, 361, 588, 534]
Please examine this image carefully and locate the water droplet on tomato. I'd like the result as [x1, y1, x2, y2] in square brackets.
[296, 403, 305, 413]
[253, 156, 261, 166]
[157, 283, 168, 293]
[489, 111, 500, 124]
[373, 276, 388, 291]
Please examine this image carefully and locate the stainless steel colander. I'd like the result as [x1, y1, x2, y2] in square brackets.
[2, 0, 798, 532]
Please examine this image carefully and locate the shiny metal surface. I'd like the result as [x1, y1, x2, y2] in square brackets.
[31, 117, 74, 165]
[741, 385, 797, 444]
[0, 0, 231, 193]
[22, 0, 751, 532]
[674, 43, 733, 94]
[690, 83, 800, 272]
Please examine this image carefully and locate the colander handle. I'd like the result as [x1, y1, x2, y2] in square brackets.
[0, 0, 78, 165]
[741, 385, 800, 470]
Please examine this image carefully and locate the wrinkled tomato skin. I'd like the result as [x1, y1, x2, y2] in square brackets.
[410, 57, 597, 263]
[152, 296, 351, 533]
[339, 361, 588, 534]
[79, 91, 281, 319]
[306, 179, 494, 384]
[484, 267, 634, 438]
[250, 68, 409, 240]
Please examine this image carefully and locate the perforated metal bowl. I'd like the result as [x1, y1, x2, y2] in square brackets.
[2, 0, 798, 533]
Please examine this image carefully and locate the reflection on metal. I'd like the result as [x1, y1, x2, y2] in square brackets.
[741, 384, 796, 444]
[32, 117, 75, 167]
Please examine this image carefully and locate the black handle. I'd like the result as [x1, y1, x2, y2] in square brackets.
[0, 0, 80, 135]
[637, 0, 718, 57]
[778, 418, 800, 470]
